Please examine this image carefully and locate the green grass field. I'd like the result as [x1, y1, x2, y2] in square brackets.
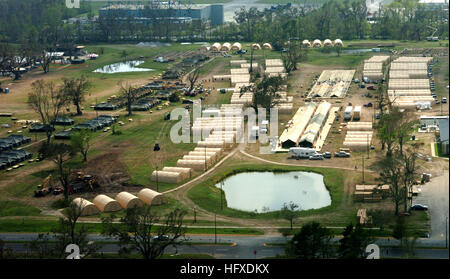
[0, 200, 41, 217]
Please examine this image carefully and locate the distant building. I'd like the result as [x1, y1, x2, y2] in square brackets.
[99, 4, 224, 26]
[419, 0, 449, 10]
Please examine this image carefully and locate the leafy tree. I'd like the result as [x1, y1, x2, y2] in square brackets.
[102, 206, 187, 259]
[244, 75, 283, 115]
[281, 41, 307, 74]
[169, 92, 180, 103]
[285, 222, 333, 259]
[280, 202, 300, 230]
[338, 223, 371, 259]
[70, 129, 92, 163]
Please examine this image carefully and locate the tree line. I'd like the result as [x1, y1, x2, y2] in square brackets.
[0, 0, 447, 46]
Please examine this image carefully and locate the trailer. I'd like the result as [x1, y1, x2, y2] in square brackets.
[353, 106, 361, 121]
[289, 147, 317, 159]
[344, 106, 353, 121]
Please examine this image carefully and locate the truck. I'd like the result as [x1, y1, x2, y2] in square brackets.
[289, 147, 317, 159]
[344, 106, 353, 121]
[353, 106, 361, 121]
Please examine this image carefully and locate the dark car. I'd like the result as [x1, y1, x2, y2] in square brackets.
[334, 151, 350, 158]
[410, 204, 428, 211]
[323, 152, 332, 159]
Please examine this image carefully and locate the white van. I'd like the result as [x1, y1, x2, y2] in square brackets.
[289, 147, 317, 158]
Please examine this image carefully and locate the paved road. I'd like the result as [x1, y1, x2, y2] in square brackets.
[414, 171, 449, 243]
[1, 233, 448, 259]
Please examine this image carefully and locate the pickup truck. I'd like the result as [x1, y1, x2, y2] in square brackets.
[334, 151, 350, 158]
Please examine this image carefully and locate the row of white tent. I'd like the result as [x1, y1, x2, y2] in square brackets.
[72, 188, 167, 216]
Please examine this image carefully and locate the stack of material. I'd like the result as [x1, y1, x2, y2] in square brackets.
[221, 42, 231, 51]
[230, 60, 247, 66]
[231, 74, 250, 85]
[312, 39, 322, 48]
[388, 89, 432, 96]
[151, 171, 186, 183]
[183, 154, 215, 164]
[230, 68, 249, 75]
[394, 57, 433, 64]
[275, 103, 293, 114]
[138, 188, 168, 206]
[188, 151, 219, 161]
[347, 122, 372, 131]
[212, 75, 231, 81]
[354, 185, 389, 202]
[308, 70, 355, 98]
[211, 43, 221, 51]
[389, 70, 428, 79]
[176, 159, 211, 171]
[279, 102, 317, 148]
[252, 43, 261, 50]
[162, 167, 192, 180]
[265, 59, 283, 67]
[73, 198, 100, 216]
[115, 192, 144, 209]
[231, 92, 253, 104]
[298, 102, 332, 148]
[302, 40, 311, 48]
[93, 195, 122, 212]
[193, 147, 223, 156]
[357, 209, 371, 224]
[343, 131, 373, 151]
[363, 55, 390, 80]
[390, 63, 428, 70]
[388, 79, 430, 90]
[231, 42, 242, 51]
[240, 63, 258, 69]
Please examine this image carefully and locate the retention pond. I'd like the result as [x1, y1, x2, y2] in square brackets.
[216, 171, 331, 213]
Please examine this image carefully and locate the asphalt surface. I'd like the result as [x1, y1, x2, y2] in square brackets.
[1, 233, 448, 259]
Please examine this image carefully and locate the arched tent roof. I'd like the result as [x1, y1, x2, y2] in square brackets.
[323, 39, 333, 47]
[252, 43, 261, 50]
[302, 40, 311, 47]
[312, 39, 322, 48]
[93, 194, 122, 212]
[137, 188, 168, 206]
[115, 192, 144, 209]
[200, 45, 210, 51]
[221, 42, 231, 51]
[262, 43, 272, 50]
[334, 39, 343, 47]
[211, 43, 221, 51]
[231, 42, 242, 51]
[73, 198, 100, 216]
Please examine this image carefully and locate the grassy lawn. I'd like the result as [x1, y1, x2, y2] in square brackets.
[0, 200, 41, 217]
[434, 143, 449, 158]
[188, 163, 346, 220]
[0, 219, 263, 235]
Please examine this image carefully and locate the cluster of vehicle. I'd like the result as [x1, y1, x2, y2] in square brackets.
[289, 147, 350, 160]
[131, 98, 161, 111]
[72, 115, 118, 132]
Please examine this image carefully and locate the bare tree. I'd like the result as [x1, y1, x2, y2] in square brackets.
[281, 41, 307, 74]
[28, 80, 69, 143]
[101, 206, 187, 259]
[120, 82, 139, 116]
[187, 68, 200, 95]
[62, 75, 91, 115]
[0, 43, 36, 80]
[280, 202, 300, 230]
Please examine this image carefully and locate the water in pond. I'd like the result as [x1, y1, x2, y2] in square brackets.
[216, 171, 331, 213]
[342, 49, 373, 54]
[93, 60, 154, 74]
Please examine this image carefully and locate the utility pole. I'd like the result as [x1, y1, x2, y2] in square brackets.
[220, 181, 223, 211]
[367, 133, 370, 159]
[193, 206, 197, 223]
[214, 212, 217, 244]
[362, 156, 365, 184]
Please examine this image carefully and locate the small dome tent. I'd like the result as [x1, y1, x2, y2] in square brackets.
[115, 192, 144, 209]
[302, 40, 311, 48]
[252, 43, 261, 50]
[312, 39, 322, 48]
[334, 39, 344, 47]
[137, 188, 168, 206]
[93, 194, 122, 212]
[262, 43, 272, 50]
[73, 198, 100, 216]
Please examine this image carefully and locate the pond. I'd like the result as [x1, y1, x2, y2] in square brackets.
[93, 60, 154, 74]
[216, 171, 331, 213]
[341, 49, 373, 54]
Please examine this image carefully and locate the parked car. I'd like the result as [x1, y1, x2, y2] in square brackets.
[309, 154, 323, 160]
[323, 152, 332, 159]
[435, 100, 440, 105]
[442, 97, 447, 103]
[364, 102, 373, 107]
[410, 204, 428, 211]
[334, 151, 350, 158]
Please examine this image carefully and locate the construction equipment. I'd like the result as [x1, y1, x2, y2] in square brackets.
[34, 175, 53, 197]
[68, 171, 99, 194]
[426, 26, 439, 41]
